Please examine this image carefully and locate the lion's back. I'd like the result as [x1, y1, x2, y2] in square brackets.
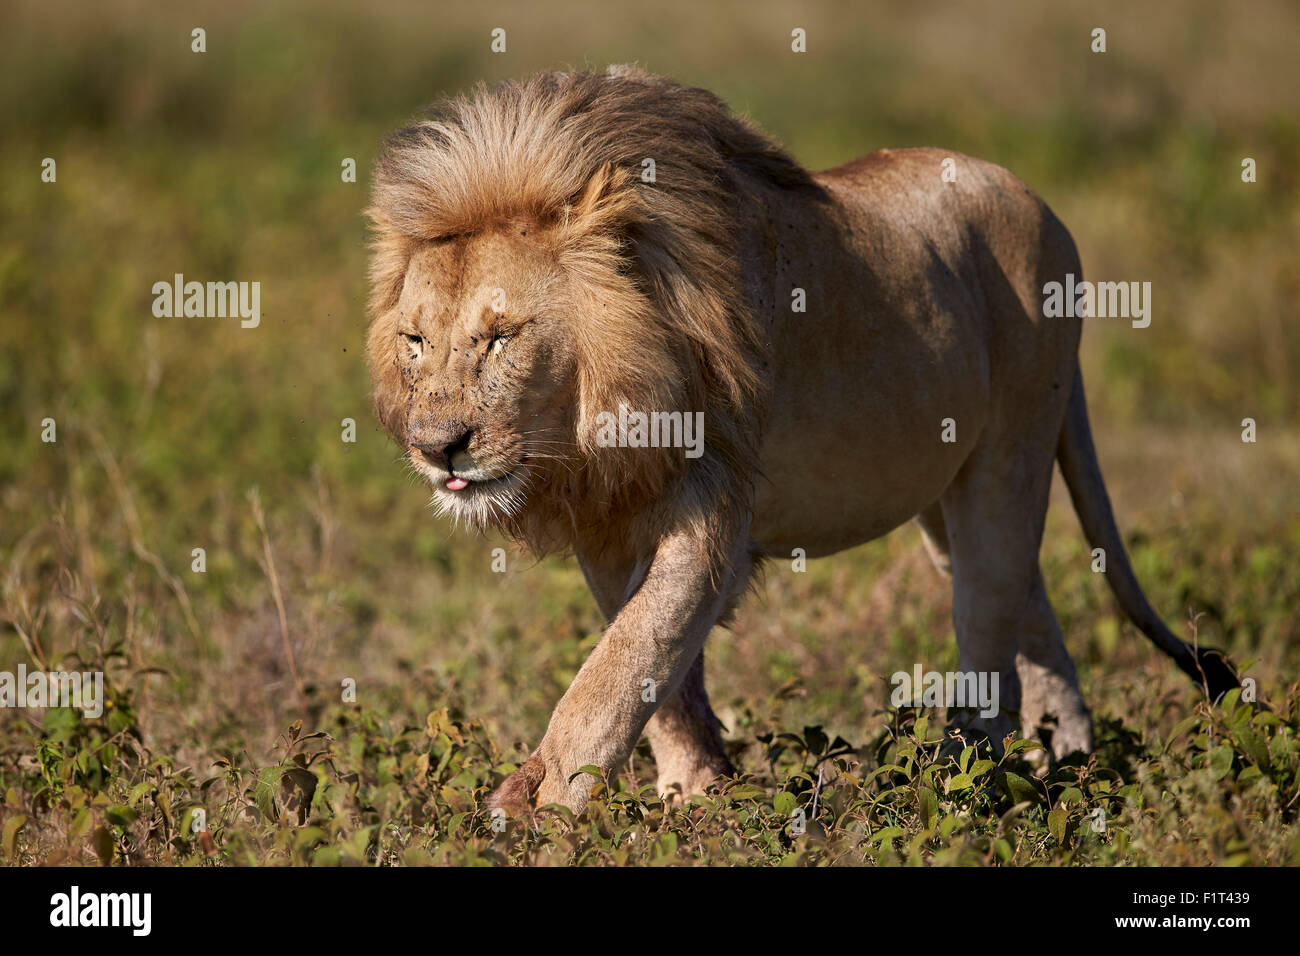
[817, 147, 1081, 295]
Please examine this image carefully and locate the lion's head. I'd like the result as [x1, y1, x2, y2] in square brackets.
[366, 66, 821, 554]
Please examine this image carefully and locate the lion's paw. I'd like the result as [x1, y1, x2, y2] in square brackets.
[488, 755, 546, 817]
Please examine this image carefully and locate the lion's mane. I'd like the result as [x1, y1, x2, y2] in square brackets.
[367, 66, 824, 560]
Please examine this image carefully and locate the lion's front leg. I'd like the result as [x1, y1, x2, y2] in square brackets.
[490, 521, 750, 815]
[576, 552, 736, 804]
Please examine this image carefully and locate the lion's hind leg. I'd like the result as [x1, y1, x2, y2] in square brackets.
[937, 444, 1093, 761]
[644, 652, 735, 803]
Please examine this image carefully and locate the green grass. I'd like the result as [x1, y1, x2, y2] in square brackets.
[1, 0, 1298, 865]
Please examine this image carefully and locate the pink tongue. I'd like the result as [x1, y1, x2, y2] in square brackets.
[445, 476, 470, 491]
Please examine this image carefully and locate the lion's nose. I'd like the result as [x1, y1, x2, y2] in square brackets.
[413, 425, 473, 468]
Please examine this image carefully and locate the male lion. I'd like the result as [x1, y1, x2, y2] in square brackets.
[366, 66, 1236, 814]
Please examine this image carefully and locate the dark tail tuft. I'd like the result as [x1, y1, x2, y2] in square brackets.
[1179, 646, 1239, 702]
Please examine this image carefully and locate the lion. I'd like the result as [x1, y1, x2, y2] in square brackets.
[366, 65, 1236, 814]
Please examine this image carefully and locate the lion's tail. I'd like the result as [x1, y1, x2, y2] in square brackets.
[1056, 366, 1238, 699]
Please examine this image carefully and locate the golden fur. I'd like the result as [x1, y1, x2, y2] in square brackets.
[367, 66, 1235, 814]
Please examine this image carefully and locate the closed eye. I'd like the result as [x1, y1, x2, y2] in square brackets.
[490, 333, 509, 356]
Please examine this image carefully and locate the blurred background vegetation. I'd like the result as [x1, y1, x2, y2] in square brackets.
[0, 0, 1296, 864]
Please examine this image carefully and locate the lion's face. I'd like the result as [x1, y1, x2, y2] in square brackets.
[367, 69, 790, 548]
[369, 226, 579, 528]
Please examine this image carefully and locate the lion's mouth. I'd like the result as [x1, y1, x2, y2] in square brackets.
[407, 444, 517, 491]
[438, 468, 522, 495]
[429, 467, 530, 527]
[407, 444, 529, 523]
